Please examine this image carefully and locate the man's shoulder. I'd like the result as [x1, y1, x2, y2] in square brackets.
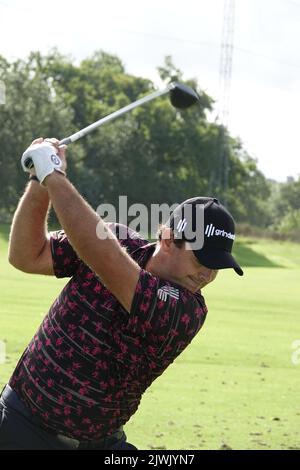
[160, 282, 207, 311]
[137, 269, 207, 312]
[108, 223, 148, 250]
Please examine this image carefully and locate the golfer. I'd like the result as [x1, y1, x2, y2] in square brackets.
[0, 138, 243, 449]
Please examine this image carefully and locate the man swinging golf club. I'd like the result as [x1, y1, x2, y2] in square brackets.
[0, 137, 243, 450]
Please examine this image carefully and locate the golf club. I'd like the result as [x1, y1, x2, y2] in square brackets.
[24, 82, 199, 169]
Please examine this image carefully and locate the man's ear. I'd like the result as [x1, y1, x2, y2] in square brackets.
[160, 227, 174, 252]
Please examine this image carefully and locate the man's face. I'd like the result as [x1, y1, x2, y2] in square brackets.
[163, 240, 218, 293]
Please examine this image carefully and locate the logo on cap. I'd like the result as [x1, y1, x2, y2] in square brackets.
[177, 218, 188, 232]
[205, 224, 235, 240]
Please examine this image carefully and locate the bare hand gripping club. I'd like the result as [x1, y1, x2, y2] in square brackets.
[24, 82, 199, 169]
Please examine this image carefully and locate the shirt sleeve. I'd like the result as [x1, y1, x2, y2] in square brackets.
[127, 269, 208, 359]
[50, 230, 81, 278]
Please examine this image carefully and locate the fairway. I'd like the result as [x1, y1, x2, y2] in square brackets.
[0, 224, 299, 450]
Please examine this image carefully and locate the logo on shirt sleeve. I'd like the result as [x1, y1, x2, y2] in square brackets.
[157, 286, 180, 302]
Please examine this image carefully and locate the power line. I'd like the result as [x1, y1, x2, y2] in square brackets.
[285, 0, 300, 7]
[122, 29, 216, 48]
[235, 46, 300, 70]
[0, 4, 299, 71]
[0, 1, 31, 11]
[122, 29, 300, 71]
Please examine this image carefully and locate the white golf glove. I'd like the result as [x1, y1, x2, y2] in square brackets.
[21, 142, 65, 184]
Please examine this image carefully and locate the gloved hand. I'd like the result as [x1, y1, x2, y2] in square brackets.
[21, 140, 66, 184]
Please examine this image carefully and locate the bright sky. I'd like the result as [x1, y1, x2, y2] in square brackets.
[0, 0, 299, 182]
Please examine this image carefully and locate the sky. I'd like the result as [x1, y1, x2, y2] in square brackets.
[0, 0, 299, 182]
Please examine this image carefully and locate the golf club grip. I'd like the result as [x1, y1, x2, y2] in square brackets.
[59, 137, 72, 146]
[24, 139, 70, 170]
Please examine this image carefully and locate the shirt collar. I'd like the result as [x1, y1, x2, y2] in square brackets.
[132, 242, 156, 269]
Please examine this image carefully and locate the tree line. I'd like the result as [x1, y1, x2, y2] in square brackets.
[0, 50, 299, 241]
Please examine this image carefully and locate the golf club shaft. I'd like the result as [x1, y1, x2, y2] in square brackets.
[59, 85, 172, 146]
[24, 82, 182, 169]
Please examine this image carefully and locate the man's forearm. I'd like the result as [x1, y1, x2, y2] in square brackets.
[44, 172, 119, 270]
[44, 171, 140, 312]
[8, 181, 51, 268]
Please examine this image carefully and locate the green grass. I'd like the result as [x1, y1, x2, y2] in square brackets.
[1, 225, 300, 450]
[0, 224, 66, 385]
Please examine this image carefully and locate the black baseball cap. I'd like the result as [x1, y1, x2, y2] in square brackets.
[167, 196, 243, 276]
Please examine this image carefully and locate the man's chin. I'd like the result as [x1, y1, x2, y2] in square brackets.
[187, 281, 203, 293]
[199, 282, 208, 289]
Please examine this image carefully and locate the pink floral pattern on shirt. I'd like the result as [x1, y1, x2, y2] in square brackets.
[9, 224, 208, 440]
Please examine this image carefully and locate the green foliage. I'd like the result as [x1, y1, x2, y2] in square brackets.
[276, 210, 300, 241]
[0, 51, 75, 214]
[267, 176, 300, 240]
[0, 49, 291, 237]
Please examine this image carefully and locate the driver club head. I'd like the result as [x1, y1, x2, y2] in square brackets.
[169, 82, 200, 109]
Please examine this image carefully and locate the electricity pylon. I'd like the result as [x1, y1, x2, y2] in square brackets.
[218, 0, 236, 200]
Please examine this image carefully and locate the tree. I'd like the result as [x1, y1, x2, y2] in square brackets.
[269, 176, 300, 240]
[0, 53, 75, 219]
[0, 49, 275, 238]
